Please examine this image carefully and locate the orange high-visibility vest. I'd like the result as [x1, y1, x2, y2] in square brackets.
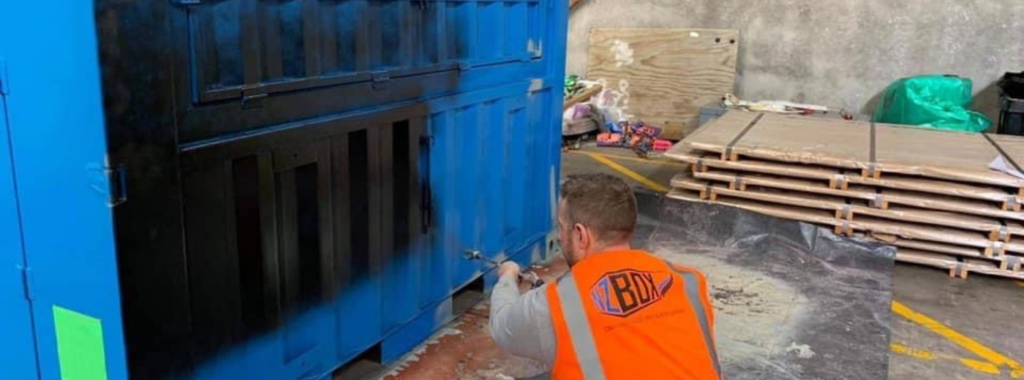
[547, 250, 720, 380]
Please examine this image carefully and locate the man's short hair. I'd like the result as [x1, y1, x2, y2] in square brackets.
[560, 173, 638, 244]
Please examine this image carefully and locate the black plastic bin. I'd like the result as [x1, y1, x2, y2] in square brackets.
[999, 97, 1024, 135]
[998, 72, 1024, 135]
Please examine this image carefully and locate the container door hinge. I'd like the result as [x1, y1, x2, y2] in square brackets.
[91, 164, 128, 207]
[18, 265, 33, 301]
[108, 165, 128, 207]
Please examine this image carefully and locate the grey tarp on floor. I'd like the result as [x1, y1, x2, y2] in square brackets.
[636, 192, 895, 380]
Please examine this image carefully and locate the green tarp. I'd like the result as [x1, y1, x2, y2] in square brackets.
[873, 75, 991, 133]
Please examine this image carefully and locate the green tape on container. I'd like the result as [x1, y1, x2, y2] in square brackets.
[53, 306, 108, 380]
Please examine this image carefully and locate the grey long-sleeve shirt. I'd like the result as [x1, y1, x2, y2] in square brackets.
[488, 273, 557, 365]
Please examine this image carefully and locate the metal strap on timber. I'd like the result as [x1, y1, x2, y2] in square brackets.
[731, 175, 744, 190]
[996, 222, 1009, 242]
[992, 240, 1006, 256]
[952, 261, 968, 279]
[871, 188, 885, 208]
[837, 204, 853, 220]
[865, 122, 880, 178]
[837, 220, 853, 235]
[1003, 255, 1021, 271]
[833, 174, 848, 189]
[983, 133, 1024, 176]
[722, 113, 764, 161]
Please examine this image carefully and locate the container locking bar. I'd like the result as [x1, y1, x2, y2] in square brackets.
[420, 134, 434, 233]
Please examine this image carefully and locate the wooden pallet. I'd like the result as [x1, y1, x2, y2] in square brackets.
[668, 179, 1024, 257]
[665, 153, 1024, 221]
[677, 111, 1024, 191]
[895, 249, 1024, 280]
[677, 169, 1024, 241]
[666, 148, 1023, 211]
[667, 189, 1024, 281]
[870, 234, 1023, 272]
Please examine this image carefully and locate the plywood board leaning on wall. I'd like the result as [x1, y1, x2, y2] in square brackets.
[586, 28, 739, 140]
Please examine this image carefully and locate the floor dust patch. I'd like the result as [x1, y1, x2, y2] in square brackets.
[652, 248, 812, 366]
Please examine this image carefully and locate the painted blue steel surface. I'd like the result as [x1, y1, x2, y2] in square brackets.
[0, 59, 41, 380]
[433, 84, 560, 292]
[175, 0, 560, 143]
[0, 1, 130, 380]
[187, 77, 564, 379]
[1, 0, 566, 377]
[170, 78, 565, 379]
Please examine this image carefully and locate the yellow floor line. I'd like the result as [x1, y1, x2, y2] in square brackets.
[961, 359, 1002, 375]
[1017, 281, 1024, 289]
[580, 151, 670, 193]
[568, 150, 692, 169]
[890, 343, 937, 361]
[893, 301, 1024, 378]
[608, 154, 693, 168]
[891, 343, 1004, 376]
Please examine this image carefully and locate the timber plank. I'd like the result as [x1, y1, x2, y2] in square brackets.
[668, 180, 1024, 255]
[687, 167, 1024, 223]
[677, 110, 1024, 188]
[666, 147, 1020, 208]
[674, 173, 1024, 239]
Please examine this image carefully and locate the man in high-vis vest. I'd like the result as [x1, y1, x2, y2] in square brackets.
[490, 173, 721, 379]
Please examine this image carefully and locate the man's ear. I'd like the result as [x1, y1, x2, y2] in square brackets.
[573, 223, 588, 249]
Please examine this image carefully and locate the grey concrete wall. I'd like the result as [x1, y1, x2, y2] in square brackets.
[568, 0, 1024, 121]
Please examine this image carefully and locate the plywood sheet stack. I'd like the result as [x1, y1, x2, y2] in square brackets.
[666, 111, 1024, 281]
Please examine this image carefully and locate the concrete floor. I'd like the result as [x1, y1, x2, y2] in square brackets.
[382, 143, 1024, 380]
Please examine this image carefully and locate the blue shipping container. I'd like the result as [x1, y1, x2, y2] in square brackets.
[0, 0, 567, 379]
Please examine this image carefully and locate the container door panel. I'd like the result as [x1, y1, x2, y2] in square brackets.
[380, 116, 428, 332]
[452, 103, 484, 288]
[479, 100, 506, 260]
[502, 95, 529, 252]
[3, 3, 130, 379]
[0, 74, 39, 380]
[268, 140, 337, 378]
[182, 139, 337, 379]
[334, 126, 384, 362]
[181, 160, 248, 379]
[422, 110, 456, 307]
[525, 88, 556, 241]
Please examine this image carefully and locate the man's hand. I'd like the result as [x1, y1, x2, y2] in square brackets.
[498, 261, 521, 279]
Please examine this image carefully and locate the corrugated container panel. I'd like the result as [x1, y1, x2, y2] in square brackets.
[176, 0, 557, 142]
[171, 79, 561, 378]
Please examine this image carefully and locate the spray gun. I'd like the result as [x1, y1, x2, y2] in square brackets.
[465, 250, 545, 289]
